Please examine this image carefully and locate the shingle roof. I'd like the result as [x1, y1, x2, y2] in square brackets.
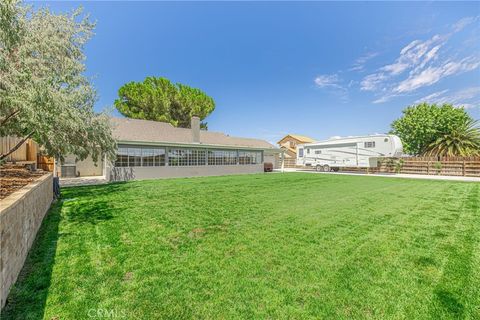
[111, 118, 277, 150]
[289, 134, 315, 142]
[277, 134, 315, 144]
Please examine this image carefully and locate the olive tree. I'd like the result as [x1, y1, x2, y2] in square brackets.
[0, 0, 116, 163]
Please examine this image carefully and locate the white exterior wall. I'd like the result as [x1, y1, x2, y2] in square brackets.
[107, 164, 264, 181]
[58, 155, 104, 177]
[104, 142, 279, 181]
[263, 152, 279, 169]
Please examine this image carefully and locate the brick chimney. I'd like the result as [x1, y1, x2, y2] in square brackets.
[191, 116, 200, 143]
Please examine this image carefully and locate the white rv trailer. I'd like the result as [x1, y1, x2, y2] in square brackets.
[296, 134, 403, 172]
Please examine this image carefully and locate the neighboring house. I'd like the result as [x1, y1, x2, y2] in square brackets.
[277, 134, 315, 158]
[59, 116, 280, 180]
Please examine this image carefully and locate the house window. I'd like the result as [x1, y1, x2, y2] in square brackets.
[153, 149, 166, 166]
[315, 150, 322, 154]
[187, 149, 206, 166]
[142, 149, 155, 166]
[238, 151, 248, 165]
[115, 147, 129, 167]
[207, 150, 217, 165]
[128, 148, 142, 167]
[364, 141, 375, 148]
[115, 147, 166, 167]
[178, 149, 188, 166]
[298, 148, 304, 157]
[115, 146, 261, 167]
[208, 150, 238, 165]
[168, 148, 207, 166]
[239, 151, 261, 165]
[196, 149, 207, 165]
[227, 150, 239, 165]
[290, 141, 296, 148]
[141, 148, 165, 166]
[306, 148, 310, 154]
[168, 149, 186, 166]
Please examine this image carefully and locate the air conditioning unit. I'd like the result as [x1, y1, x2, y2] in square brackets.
[61, 164, 76, 178]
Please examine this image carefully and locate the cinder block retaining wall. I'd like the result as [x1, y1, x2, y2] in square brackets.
[0, 173, 53, 309]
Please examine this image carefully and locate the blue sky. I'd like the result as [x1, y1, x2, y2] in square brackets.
[41, 1, 480, 143]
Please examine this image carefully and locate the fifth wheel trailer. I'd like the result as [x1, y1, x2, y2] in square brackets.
[296, 134, 403, 172]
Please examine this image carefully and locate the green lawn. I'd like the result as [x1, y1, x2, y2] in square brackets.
[2, 173, 480, 319]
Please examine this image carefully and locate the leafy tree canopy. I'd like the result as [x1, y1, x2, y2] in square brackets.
[390, 103, 474, 155]
[0, 0, 116, 162]
[114, 77, 215, 129]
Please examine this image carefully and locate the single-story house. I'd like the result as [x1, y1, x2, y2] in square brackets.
[58, 117, 281, 180]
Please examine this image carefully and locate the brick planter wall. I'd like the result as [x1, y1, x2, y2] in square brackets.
[0, 173, 53, 309]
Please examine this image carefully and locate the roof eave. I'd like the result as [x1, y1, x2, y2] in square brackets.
[277, 134, 314, 144]
[117, 139, 281, 152]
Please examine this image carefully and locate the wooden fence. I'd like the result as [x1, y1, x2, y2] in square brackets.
[0, 136, 37, 163]
[339, 157, 480, 177]
[0, 136, 54, 172]
[281, 156, 480, 178]
[37, 155, 54, 172]
[280, 158, 298, 168]
[378, 157, 480, 177]
[276, 158, 309, 169]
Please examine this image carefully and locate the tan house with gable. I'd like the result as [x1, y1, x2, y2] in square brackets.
[277, 134, 315, 159]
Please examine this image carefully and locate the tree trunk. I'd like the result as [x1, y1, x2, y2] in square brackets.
[0, 132, 34, 161]
[0, 109, 20, 126]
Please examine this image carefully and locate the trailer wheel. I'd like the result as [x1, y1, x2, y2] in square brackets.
[315, 165, 322, 172]
[332, 167, 339, 172]
[323, 164, 330, 172]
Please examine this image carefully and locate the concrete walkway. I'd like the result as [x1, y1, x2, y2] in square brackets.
[60, 176, 108, 187]
[275, 168, 480, 182]
[59, 171, 480, 186]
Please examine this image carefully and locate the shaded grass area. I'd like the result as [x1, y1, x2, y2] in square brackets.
[2, 173, 479, 319]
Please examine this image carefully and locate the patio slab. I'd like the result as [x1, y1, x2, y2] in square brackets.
[60, 176, 108, 187]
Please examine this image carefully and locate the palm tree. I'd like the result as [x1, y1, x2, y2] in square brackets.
[422, 119, 480, 157]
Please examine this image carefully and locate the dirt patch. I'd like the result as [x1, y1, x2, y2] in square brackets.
[187, 223, 230, 239]
[123, 272, 133, 282]
[0, 165, 47, 200]
[188, 228, 206, 238]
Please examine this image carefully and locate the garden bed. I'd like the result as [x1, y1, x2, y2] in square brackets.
[0, 165, 47, 200]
